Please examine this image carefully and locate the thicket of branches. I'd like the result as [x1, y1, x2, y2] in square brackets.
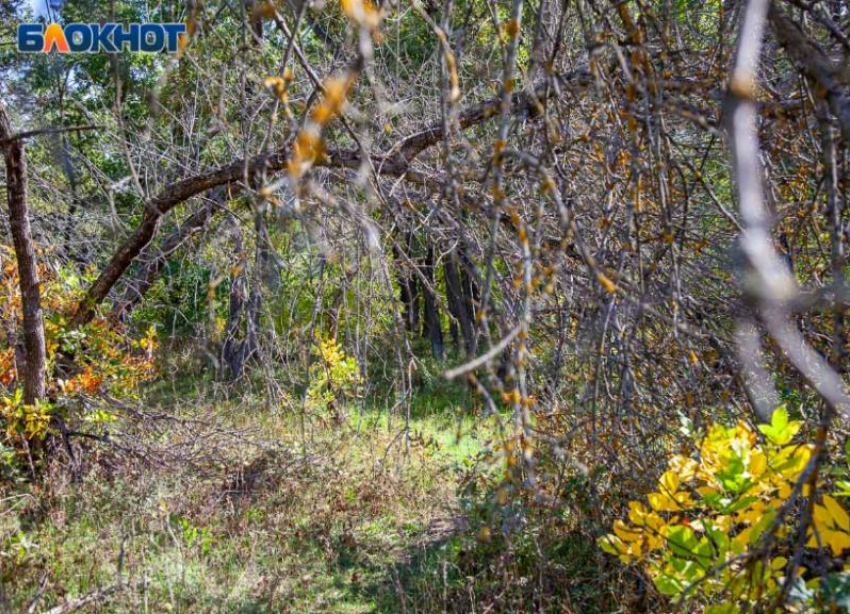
[2, 0, 850, 610]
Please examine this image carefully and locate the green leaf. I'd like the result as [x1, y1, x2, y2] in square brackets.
[667, 525, 698, 558]
[821, 572, 850, 611]
[705, 522, 730, 557]
[695, 537, 715, 564]
[748, 508, 776, 545]
[597, 534, 621, 556]
[835, 480, 850, 497]
[653, 572, 685, 597]
[758, 406, 801, 446]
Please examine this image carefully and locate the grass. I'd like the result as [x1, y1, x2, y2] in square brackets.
[2, 391, 488, 614]
[3, 382, 644, 614]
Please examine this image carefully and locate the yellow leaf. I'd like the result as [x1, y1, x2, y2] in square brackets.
[647, 492, 669, 512]
[810, 527, 850, 555]
[823, 495, 850, 532]
[736, 500, 766, 525]
[826, 529, 850, 555]
[659, 470, 680, 495]
[597, 272, 617, 293]
[750, 450, 767, 478]
[647, 490, 690, 512]
[813, 504, 831, 532]
[613, 520, 642, 542]
[733, 528, 751, 553]
[628, 501, 648, 524]
[775, 444, 812, 481]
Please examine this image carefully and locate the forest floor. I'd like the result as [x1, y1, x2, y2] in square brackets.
[5, 384, 490, 613]
[5, 381, 635, 614]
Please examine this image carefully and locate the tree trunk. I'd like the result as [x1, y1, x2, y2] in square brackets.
[222, 213, 248, 379]
[445, 259, 460, 350]
[443, 249, 477, 356]
[60, 133, 85, 266]
[0, 100, 46, 406]
[421, 245, 444, 359]
[221, 207, 272, 379]
[243, 210, 271, 367]
[407, 234, 421, 334]
[459, 255, 479, 355]
[393, 233, 420, 334]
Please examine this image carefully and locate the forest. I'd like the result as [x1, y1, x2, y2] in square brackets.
[1, 0, 850, 611]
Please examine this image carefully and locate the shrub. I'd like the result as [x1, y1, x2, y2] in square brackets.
[306, 334, 363, 413]
[0, 245, 158, 469]
[598, 407, 850, 613]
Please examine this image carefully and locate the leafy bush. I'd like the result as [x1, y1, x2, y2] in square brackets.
[306, 335, 363, 413]
[598, 407, 850, 613]
[0, 246, 158, 467]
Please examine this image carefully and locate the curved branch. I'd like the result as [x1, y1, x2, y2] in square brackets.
[111, 194, 220, 320]
[71, 71, 592, 326]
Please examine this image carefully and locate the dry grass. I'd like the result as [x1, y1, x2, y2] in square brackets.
[3, 390, 646, 614]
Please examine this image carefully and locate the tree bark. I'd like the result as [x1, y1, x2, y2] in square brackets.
[0, 99, 46, 406]
[458, 253, 479, 355]
[406, 234, 421, 334]
[421, 245, 444, 359]
[393, 233, 420, 334]
[443, 249, 477, 356]
[221, 206, 273, 379]
[60, 133, 85, 265]
[243, 209, 271, 368]
[222, 213, 249, 379]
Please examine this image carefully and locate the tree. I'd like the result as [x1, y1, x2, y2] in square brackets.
[0, 99, 45, 407]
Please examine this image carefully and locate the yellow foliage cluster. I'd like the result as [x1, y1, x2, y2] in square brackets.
[599, 408, 850, 612]
[306, 334, 363, 412]
[339, 0, 381, 30]
[286, 75, 355, 180]
[0, 391, 50, 442]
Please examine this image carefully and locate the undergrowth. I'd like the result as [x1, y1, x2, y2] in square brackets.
[2, 387, 639, 613]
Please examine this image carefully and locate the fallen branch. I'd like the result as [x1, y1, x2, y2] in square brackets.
[39, 583, 121, 614]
